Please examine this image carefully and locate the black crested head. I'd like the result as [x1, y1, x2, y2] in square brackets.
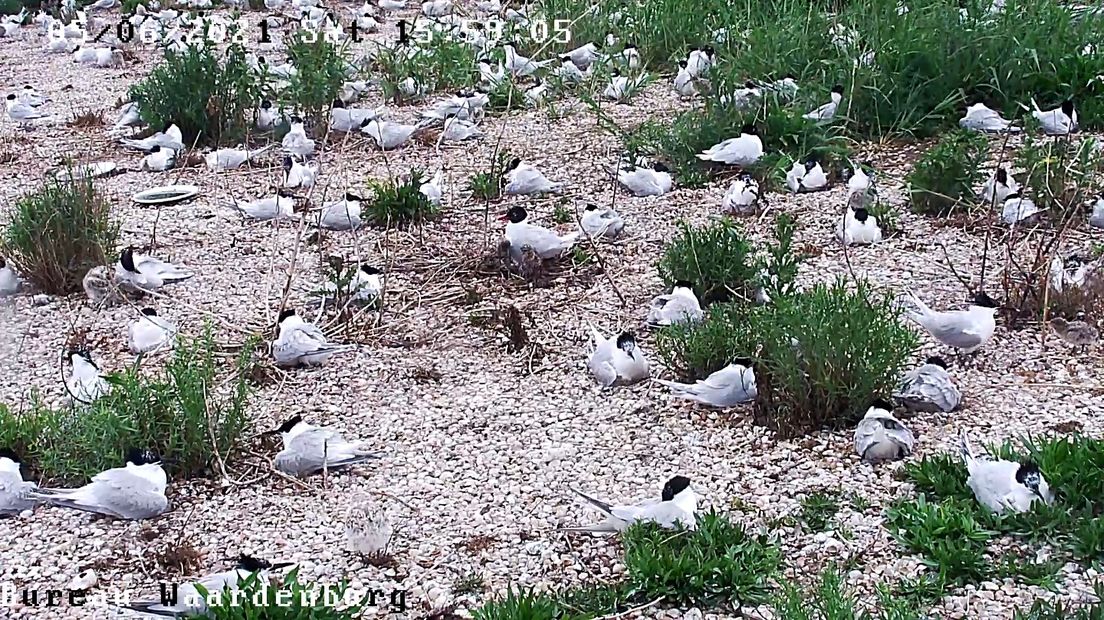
[506, 157, 521, 172]
[744, 80, 757, 89]
[0, 257, 5, 268]
[360, 265, 382, 275]
[150, 145, 161, 153]
[678, 59, 687, 68]
[653, 162, 670, 173]
[1065, 254, 1083, 268]
[673, 279, 695, 290]
[282, 155, 293, 171]
[140, 307, 157, 316]
[344, 191, 365, 202]
[504, 206, 528, 223]
[661, 475, 692, 501]
[995, 167, 1007, 183]
[972, 291, 999, 308]
[275, 415, 302, 434]
[277, 308, 297, 324]
[853, 207, 870, 222]
[236, 555, 273, 572]
[261, 99, 271, 109]
[784, 73, 797, 80]
[625, 42, 637, 50]
[615, 331, 636, 357]
[925, 355, 948, 369]
[0, 447, 22, 464]
[740, 123, 757, 135]
[125, 448, 160, 466]
[702, 46, 715, 56]
[6, 94, 15, 101]
[804, 158, 818, 171]
[584, 203, 598, 211]
[331, 98, 344, 109]
[119, 246, 137, 272]
[869, 397, 894, 412]
[560, 55, 572, 63]
[831, 84, 844, 95]
[289, 115, 303, 124]
[1015, 460, 1044, 493]
[731, 356, 754, 368]
[1061, 99, 1075, 116]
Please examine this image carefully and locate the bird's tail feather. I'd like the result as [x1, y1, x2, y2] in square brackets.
[587, 323, 604, 346]
[570, 488, 614, 516]
[958, 428, 975, 464]
[37, 497, 120, 518]
[558, 523, 617, 533]
[249, 143, 277, 159]
[903, 290, 930, 320]
[654, 378, 693, 392]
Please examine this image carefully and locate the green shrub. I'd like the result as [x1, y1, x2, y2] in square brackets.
[658, 279, 918, 435]
[0, 0, 22, 14]
[0, 328, 254, 483]
[657, 218, 757, 305]
[2, 173, 118, 294]
[540, 0, 1104, 137]
[374, 34, 477, 103]
[621, 511, 781, 609]
[200, 568, 368, 619]
[366, 170, 439, 227]
[121, 0, 150, 13]
[281, 31, 347, 128]
[472, 587, 574, 620]
[470, 150, 512, 201]
[1015, 134, 1104, 218]
[625, 92, 850, 189]
[128, 38, 263, 147]
[907, 129, 989, 215]
[800, 490, 841, 532]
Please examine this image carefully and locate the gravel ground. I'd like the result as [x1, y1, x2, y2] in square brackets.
[1, 3, 1102, 619]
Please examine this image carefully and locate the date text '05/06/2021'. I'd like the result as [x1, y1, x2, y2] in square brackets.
[53, 14, 573, 48]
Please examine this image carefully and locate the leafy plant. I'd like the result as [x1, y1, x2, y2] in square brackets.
[621, 511, 781, 609]
[365, 170, 439, 227]
[0, 328, 254, 483]
[1015, 134, 1104, 218]
[472, 587, 570, 620]
[470, 150, 512, 201]
[907, 129, 989, 215]
[657, 218, 757, 305]
[280, 30, 348, 129]
[2, 172, 118, 294]
[374, 33, 478, 102]
[128, 36, 263, 146]
[772, 567, 925, 620]
[659, 279, 918, 435]
[800, 490, 841, 532]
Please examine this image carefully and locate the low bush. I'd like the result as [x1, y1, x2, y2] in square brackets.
[2, 173, 118, 294]
[366, 170, 439, 227]
[0, 0, 22, 14]
[128, 37, 263, 146]
[0, 328, 254, 483]
[887, 435, 1104, 599]
[658, 279, 917, 435]
[1015, 135, 1104, 219]
[470, 150, 513, 201]
[374, 33, 478, 103]
[624, 92, 850, 188]
[280, 30, 348, 129]
[799, 490, 841, 532]
[657, 218, 757, 305]
[907, 129, 989, 215]
[622, 511, 781, 608]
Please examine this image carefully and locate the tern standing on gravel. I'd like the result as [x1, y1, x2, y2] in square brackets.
[905, 291, 999, 354]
